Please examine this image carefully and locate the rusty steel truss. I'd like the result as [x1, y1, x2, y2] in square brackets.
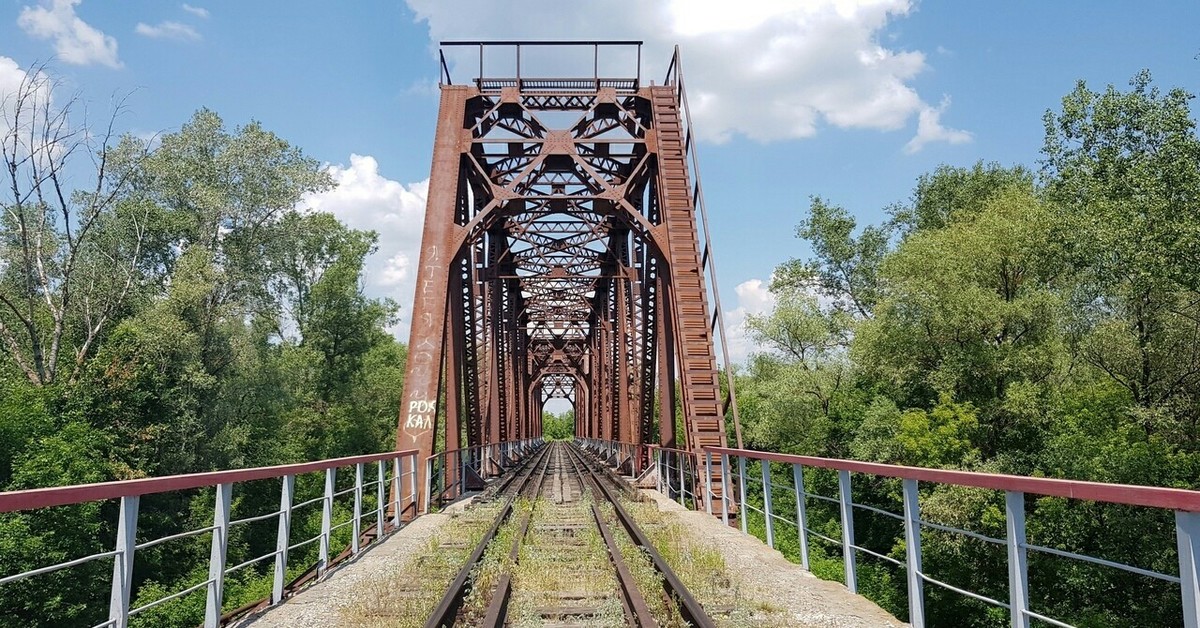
[397, 42, 741, 510]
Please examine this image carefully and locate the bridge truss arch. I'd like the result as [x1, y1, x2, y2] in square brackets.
[397, 42, 740, 509]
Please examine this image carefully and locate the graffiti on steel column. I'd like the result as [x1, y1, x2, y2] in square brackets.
[403, 398, 435, 440]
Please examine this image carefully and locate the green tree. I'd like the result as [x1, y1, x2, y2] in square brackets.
[1043, 70, 1200, 438]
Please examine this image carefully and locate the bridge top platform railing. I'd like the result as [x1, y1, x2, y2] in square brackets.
[0, 449, 420, 628]
[637, 442, 1200, 628]
[438, 40, 643, 93]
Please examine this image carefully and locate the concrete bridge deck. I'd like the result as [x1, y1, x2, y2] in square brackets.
[234, 487, 904, 627]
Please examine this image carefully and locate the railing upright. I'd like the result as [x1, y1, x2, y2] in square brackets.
[705, 451, 714, 515]
[762, 461, 775, 549]
[721, 453, 731, 527]
[392, 457, 403, 528]
[318, 468, 335, 577]
[352, 463, 364, 555]
[272, 474, 294, 605]
[902, 479, 925, 627]
[793, 463, 810, 570]
[1006, 491, 1030, 628]
[838, 470, 857, 594]
[108, 495, 139, 628]
[204, 482, 232, 627]
[738, 456, 748, 535]
[1179, 511, 1200, 628]
[375, 461, 386, 540]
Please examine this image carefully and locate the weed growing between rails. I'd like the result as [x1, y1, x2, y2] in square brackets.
[505, 495, 625, 626]
[340, 503, 504, 627]
[619, 499, 793, 627]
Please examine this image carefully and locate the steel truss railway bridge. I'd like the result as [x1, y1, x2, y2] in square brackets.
[2, 42, 1200, 628]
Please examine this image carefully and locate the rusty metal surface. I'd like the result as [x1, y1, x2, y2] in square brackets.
[397, 42, 734, 511]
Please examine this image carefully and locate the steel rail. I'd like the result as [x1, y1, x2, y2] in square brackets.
[480, 444, 557, 626]
[562, 442, 658, 627]
[423, 443, 551, 628]
[565, 442, 717, 628]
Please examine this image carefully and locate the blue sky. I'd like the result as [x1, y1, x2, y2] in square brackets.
[2, 0, 1198, 360]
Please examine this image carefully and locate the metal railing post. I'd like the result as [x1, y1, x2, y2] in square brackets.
[738, 456, 748, 535]
[409, 454, 419, 518]
[903, 479, 925, 628]
[705, 450, 714, 515]
[272, 474, 294, 605]
[665, 450, 673, 501]
[793, 463, 810, 570]
[423, 457, 434, 514]
[392, 457, 402, 527]
[108, 495, 139, 628]
[352, 463, 363, 555]
[1006, 491, 1030, 628]
[838, 469, 857, 593]
[204, 482, 232, 627]
[762, 460, 775, 549]
[655, 449, 663, 494]
[721, 453, 731, 527]
[318, 468, 335, 577]
[376, 460, 386, 536]
[1178, 510, 1200, 628]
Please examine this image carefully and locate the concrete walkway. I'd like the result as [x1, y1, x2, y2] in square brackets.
[231, 499, 475, 627]
[644, 490, 906, 627]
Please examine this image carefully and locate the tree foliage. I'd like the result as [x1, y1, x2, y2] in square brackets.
[0, 72, 404, 628]
[737, 71, 1200, 626]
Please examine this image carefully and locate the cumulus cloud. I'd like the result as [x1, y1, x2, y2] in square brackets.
[904, 95, 972, 154]
[722, 278, 777, 363]
[406, 0, 969, 149]
[135, 21, 201, 42]
[181, 4, 209, 19]
[18, 0, 121, 68]
[302, 154, 429, 339]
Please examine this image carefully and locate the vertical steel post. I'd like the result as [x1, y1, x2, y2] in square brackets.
[376, 460, 386, 537]
[738, 456, 748, 535]
[423, 457, 434, 514]
[392, 457, 402, 527]
[1006, 491, 1030, 628]
[762, 460, 775, 549]
[1178, 510, 1200, 628]
[793, 463, 810, 570]
[204, 482, 232, 627]
[108, 495, 139, 628]
[655, 448, 663, 494]
[665, 450, 673, 501]
[721, 453, 731, 527]
[272, 474, 294, 605]
[902, 479, 925, 628]
[318, 468, 335, 577]
[705, 450, 714, 515]
[838, 469, 857, 593]
[409, 454, 419, 518]
[352, 463, 364, 554]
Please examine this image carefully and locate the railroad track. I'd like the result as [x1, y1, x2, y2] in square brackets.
[423, 441, 715, 628]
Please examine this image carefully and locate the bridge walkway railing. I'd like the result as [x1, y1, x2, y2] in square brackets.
[0, 450, 420, 628]
[632, 441, 1200, 628]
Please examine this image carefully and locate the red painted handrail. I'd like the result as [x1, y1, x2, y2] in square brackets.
[0, 450, 418, 513]
[705, 446, 1200, 512]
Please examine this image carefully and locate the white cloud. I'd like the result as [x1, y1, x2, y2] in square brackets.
[18, 0, 121, 68]
[302, 154, 429, 339]
[722, 278, 777, 363]
[406, 0, 969, 149]
[904, 95, 971, 154]
[135, 21, 201, 42]
[181, 4, 209, 19]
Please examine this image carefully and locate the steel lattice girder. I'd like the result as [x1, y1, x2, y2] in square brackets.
[397, 69, 730, 503]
